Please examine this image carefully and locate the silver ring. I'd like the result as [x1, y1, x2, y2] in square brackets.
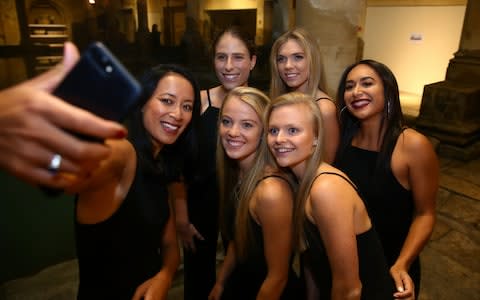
[47, 154, 62, 173]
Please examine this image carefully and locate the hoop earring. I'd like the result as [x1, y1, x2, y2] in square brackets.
[340, 106, 348, 115]
[387, 100, 392, 117]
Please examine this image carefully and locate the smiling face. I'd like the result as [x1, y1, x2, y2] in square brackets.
[267, 103, 316, 178]
[214, 33, 257, 91]
[142, 73, 194, 154]
[343, 64, 385, 123]
[219, 95, 262, 170]
[276, 39, 310, 93]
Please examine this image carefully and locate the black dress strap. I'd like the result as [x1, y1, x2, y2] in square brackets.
[312, 171, 358, 192]
[257, 174, 294, 190]
[206, 89, 212, 107]
[315, 97, 332, 102]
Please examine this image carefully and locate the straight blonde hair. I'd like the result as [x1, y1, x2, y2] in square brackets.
[269, 27, 327, 100]
[265, 92, 325, 250]
[217, 86, 290, 259]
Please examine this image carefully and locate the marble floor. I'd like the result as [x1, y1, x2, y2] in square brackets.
[1, 97, 479, 299]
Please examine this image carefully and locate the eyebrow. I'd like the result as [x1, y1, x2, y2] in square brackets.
[278, 52, 304, 56]
[216, 52, 246, 56]
[346, 76, 375, 82]
[156, 93, 176, 98]
[222, 114, 259, 123]
[360, 76, 375, 81]
[269, 122, 296, 127]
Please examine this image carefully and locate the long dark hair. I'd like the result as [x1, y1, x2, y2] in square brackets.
[128, 64, 201, 183]
[335, 59, 405, 175]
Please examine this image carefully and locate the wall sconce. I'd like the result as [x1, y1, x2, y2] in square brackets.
[88, 0, 95, 4]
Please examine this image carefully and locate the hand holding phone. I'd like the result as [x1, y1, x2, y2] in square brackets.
[53, 41, 142, 141]
[43, 42, 141, 196]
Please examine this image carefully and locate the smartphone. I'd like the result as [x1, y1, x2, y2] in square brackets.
[53, 41, 142, 141]
[42, 42, 141, 196]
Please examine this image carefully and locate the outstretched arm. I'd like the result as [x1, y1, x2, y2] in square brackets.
[0, 42, 126, 189]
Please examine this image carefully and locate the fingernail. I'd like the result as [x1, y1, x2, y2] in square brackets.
[397, 287, 404, 292]
[115, 129, 127, 139]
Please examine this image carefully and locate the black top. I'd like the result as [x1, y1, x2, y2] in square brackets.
[75, 146, 170, 299]
[222, 175, 303, 300]
[335, 145, 420, 287]
[187, 89, 220, 220]
[302, 172, 394, 299]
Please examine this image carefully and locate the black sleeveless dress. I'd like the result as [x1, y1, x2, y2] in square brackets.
[335, 145, 421, 291]
[75, 145, 170, 299]
[184, 89, 222, 300]
[302, 172, 394, 299]
[221, 175, 303, 300]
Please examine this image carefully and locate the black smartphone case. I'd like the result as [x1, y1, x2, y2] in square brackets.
[53, 41, 142, 123]
[43, 42, 141, 196]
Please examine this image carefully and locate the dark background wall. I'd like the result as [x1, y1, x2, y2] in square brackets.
[0, 171, 76, 284]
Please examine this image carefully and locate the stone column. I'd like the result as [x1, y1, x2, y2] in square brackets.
[184, 0, 207, 65]
[416, 0, 480, 160]
[135, 0, 149, 55]
[136, 0, 149, 33]
[295, 0, 366, 96]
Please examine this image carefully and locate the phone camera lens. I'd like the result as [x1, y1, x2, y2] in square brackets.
[100, 55, 109, 64]
[105, 65, 113, 73]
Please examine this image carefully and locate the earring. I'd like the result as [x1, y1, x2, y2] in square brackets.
[313, 140, 318, 147]
[340, 106, 348, 115]
[387, 100, 391, 117]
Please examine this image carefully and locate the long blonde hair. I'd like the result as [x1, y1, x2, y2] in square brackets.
[266, 92, 325, 250]
[217, 86, 282, 259]
[269, 27, 327, 100]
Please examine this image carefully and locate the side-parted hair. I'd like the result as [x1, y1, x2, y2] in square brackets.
[269, 27, 326, 100]
[335, 59, 405, 175]
[128, 64, 202, 183]
[216, 86, 279, 259]
[266, 92, 324, 250]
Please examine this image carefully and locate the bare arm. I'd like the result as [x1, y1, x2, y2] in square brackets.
[0, 42, 126, 189]
[309, 175, 362, 300]
[67, 139, 137, 224]
[391, 130, 439, 299]
[255, 178, 294, 300]
[317, 100, 340, 164]
[209, 241, 237, 300]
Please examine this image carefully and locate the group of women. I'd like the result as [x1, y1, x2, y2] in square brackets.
[20, 25, 438, 300]
[175, 26, 438, 300]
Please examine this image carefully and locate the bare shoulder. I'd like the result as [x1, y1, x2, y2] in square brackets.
[315, 94, 337, 117]
[398, 128, 437, 157]
[396, 128, 439, 174]
[200, 89, 209, 113]
[104, 139, 135, 175]
[315, 89, 331, 101]
[309, 168, 357, 215]
[255, 175, 294, 207]
[310, 170, 349, 197]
